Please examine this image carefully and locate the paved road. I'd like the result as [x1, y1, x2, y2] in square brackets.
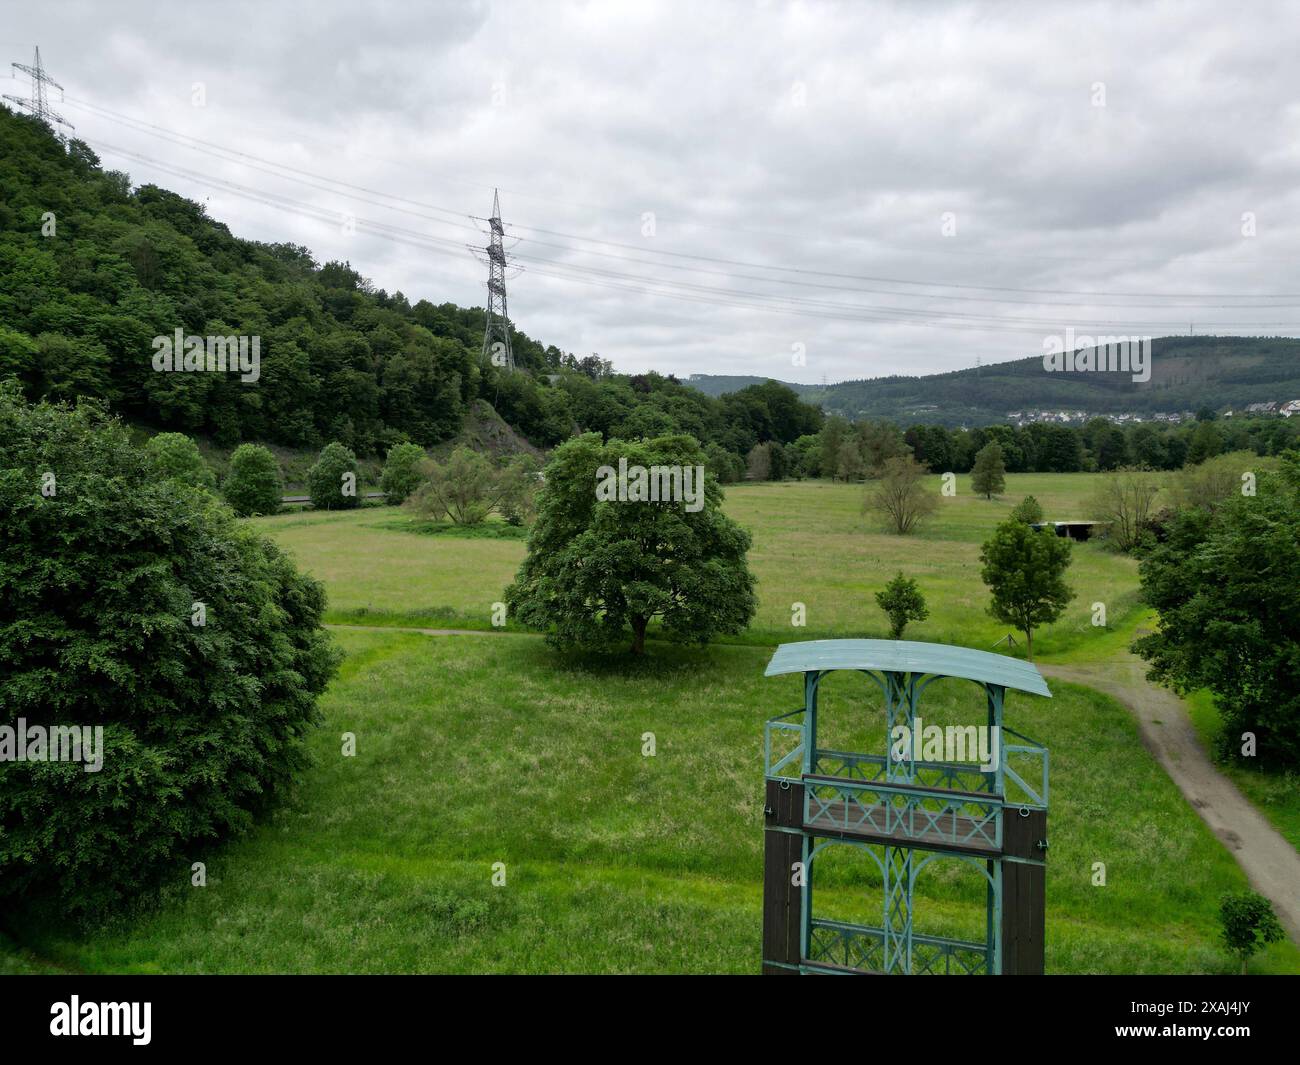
[281, 492, 385, 504]
[1042, 654, 1300, 943]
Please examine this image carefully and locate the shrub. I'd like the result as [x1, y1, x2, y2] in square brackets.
[866, 455, 938, 534]
[223, 443, 283, 516]
[145, 432, 215, 489]
[1219, 891, 1284, 973]
[875, 572, 929, 639]
[380, 442, 425, 506]
[1089, 468, 1161, 553]
[307, 442, 360, 510]
[1172, 450, 1260, 512]
[0, 385, 339, 918]
[1010, 495, 1044, 524]
[497, 455, 540, 526]
[405, 446, 535, 526]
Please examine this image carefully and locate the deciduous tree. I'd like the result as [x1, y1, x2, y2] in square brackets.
[866, 455, 938, 535]
[971, 442, 1006, 499]
[506, 433, 755, 654]
[979, 518, 1074, 660]
[875, 572, 929, 639]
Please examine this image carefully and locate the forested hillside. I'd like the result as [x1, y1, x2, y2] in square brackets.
[690, 336, 1300, 426]
[0, 107, 827, 461]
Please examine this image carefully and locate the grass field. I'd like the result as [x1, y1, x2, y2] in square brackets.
[13, 471, 1298, 974]
[257, 473, 1147, 655]
[22, 629, 1296, 974]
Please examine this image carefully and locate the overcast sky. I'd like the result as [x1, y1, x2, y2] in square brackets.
[6, 0, 1300, 383]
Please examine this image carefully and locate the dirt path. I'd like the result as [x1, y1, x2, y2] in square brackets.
[1041, 654, 1300, 943]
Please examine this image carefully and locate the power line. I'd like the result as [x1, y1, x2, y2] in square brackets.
[81, 136, 1300, 337]
[60, 95, 1300, 301]
[61, 93, 1300, 271]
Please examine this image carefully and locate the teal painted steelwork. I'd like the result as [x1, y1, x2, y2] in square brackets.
[765, 638, 1049, 976]
[804, 776, 1004, 849]
[765, 639, 1052, 698]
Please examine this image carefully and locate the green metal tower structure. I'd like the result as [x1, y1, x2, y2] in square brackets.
[761, 639, 1051, 975]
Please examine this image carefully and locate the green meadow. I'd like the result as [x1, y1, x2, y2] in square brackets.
[14, 472, 1298, 974]
[263, 473, 1146, 654]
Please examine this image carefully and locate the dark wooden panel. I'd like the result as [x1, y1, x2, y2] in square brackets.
[1001, 809, 1046, 975]
[766, 777, 803, 828]
[762, 781, 805, 973]
[1003, 806, 1048, 860]
[784, 830, 802, 965]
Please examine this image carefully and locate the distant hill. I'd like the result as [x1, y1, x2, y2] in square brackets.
[686, 374, 820, 399]
[688, 336, 1300, 425]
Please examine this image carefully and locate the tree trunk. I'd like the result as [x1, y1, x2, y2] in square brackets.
[630, 616, 647, 655]
[1025, 628, 1034, 662]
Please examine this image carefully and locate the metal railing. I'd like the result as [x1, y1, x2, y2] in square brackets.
[763, 709, 805, 779]
[806, 918, 988, 975]
[1002, 726, 1049, 808]
[813, 749, 993, 794]
[763, 714, 1050, 812]
[804, 776, 1003, 850]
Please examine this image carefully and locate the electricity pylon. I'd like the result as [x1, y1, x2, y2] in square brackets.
[4, 47, 74, 142]
[474, 189, 517, 371]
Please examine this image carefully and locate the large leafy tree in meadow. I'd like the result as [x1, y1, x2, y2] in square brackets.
[979, 518, 1073, 660]
[1134, 456, 1300, 769]
[506, 433, 756, 654]
[0, 384, 339, 917]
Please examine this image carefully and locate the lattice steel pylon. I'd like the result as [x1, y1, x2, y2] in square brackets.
[475, 189, 515, 371]
[4, 47, 74, 142]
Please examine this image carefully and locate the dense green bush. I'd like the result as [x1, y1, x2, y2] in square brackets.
[144, 431, 216, 489]
[0, 385, 339, 917]
[222, 443, 283, 516]
[1135, 456, 1300, 769]
[875, 572, 929, 638]
[379, 442, 426, 505]
[1010, 495, 1044, 524]
[308, 442, 360, 510]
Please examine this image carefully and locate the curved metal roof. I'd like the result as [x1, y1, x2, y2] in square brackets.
[764, 639, 1052, 698]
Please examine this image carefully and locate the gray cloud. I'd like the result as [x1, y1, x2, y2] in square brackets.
[7, 0, 1300, 385]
